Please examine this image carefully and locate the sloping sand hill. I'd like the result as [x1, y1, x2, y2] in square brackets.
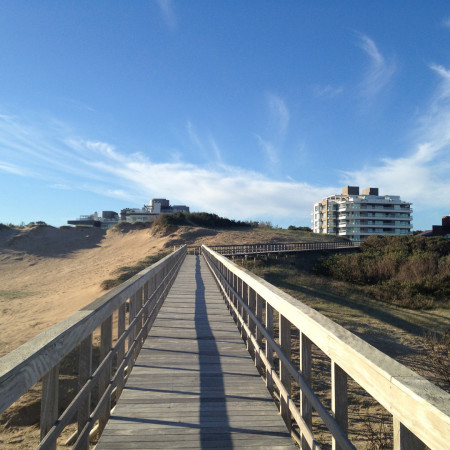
[0, 224, 326, 357]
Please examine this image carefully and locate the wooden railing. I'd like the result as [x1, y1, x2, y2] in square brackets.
[0, 245, 186, 449]
[208, 240, 359, 256]
[202, 245, 450, 449]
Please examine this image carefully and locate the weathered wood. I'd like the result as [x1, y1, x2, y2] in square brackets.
[255, 292, 263, 371]
[202, 245, 450, 450]
[300, 332, 312, 450]
[77, 334, 92, 450]
[40, 364, 59, 449]
[116, 303, 126, 400]
[279, 314, 292, 431]
[96, 255, 295, 449]
[332, 362, 348, 450]
[266, 301, 274, 393]
[393, 418, 425, 450]
[99, 316, 113, 435]
[0, 246, 186, 416]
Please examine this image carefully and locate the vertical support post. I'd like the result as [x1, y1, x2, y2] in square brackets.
[128, 294, 136, 364]
[40, 364, 60, 449]
[77, 334, 92, 449]
[247, 287, 256, 358]
[135, 286, 143, 358]
[300, 332, 312, 450]
[265, 301, 274, 393]
[332, 362, 348, 450]
[241, 280, 248, 343]
[393, 419, 425, 450]
[117, 303, 126, 398]
[99, 316, 112, 435]
[255, 292, 263, 371]
[279, 314, 292, 431]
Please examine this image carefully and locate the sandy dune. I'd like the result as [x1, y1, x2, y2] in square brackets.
[0, 224, 319, 357]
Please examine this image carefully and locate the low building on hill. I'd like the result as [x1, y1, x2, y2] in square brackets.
[68, 198, 190, 228]
[419, 216, 450, 238]
[312, 186, 412, 242]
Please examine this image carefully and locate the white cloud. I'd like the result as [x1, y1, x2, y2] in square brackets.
[356, 33, 396, 100]
[0, 113, 332, 224]
[0, 161, 27, 176]
[443, 17, 450, 28]
[341, 63, 450, 212]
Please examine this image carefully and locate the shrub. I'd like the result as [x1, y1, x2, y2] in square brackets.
[314, 235, 450, 309]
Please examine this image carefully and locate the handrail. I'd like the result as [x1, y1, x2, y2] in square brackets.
[208, 241, 359, 256]
[201, 244, 450, 449]
[0, 245, 187, 449]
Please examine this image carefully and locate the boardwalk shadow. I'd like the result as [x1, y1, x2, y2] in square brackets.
[195, 255, 233, 448]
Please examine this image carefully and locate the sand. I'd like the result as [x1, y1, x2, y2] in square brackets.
[0, 224, 317, 357]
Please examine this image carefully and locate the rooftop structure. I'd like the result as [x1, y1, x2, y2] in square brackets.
[312, 186, 412, 242]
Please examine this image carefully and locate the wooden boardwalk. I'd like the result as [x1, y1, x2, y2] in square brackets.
[96, 255, 295, 449]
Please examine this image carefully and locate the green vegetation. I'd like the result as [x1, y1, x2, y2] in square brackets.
[0, 290, 34, 300]
[153, 212, 252, 229]
[109, 221, 152, 232]
[287, 225, 312, 232]
[314, 235, 450, 309]
[100, 251, 170, 290]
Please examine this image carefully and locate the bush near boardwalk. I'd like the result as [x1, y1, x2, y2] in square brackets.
[314, 235, 450, 309]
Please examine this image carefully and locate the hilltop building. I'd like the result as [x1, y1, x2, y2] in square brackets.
[312, 186, 412, 242]
[418, 216, 450, 238]
[68, 199, 190, 229]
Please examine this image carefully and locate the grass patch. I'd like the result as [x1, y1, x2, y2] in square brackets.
[100, 251, 170, 290]
[0, 290, 34, 300]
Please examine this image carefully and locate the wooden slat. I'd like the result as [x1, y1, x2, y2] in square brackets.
[96, 255, 295, 449]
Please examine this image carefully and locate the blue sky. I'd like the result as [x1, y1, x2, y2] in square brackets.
[1, 1, 449, 230]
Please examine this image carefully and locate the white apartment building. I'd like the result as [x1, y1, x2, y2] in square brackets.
[312, 186, 412, 241]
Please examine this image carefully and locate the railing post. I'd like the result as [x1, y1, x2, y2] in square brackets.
[300, 332, 312, 450]
[241, 280, 248, 342]
[393, 418, 425, 450]
[135, 286, 143, 358]
[99, 316, 112, 435]
[265, 302, 274, 394]
[279, 314, 292, 431]
[77, 334, 92, 450]
[332, 361, 348, 450]
[40, 364, 60, 450]
[255, 292, 263, 371]
[116, 303, 126, 399]
[247, 286, 256, 358]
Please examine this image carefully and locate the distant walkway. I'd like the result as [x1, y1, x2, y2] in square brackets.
[96, 255, 295, 449]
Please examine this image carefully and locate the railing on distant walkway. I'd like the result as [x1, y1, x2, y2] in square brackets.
[208, 240, 359, 257]
[0, 245, 187, 450]
[202, 244, 450, 450]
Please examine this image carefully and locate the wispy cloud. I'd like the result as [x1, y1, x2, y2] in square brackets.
[313, 84, 344, 98]
[255, 93, 290, 167]
[266, 92, 290, 137]
[255, 134, 279, 164]
[0, 113, 331, 224]
[186, 120, 223, 164]
[443, 17, 450, 28]
[341, 63, 450, 214]
[156, 0, 177, 30]
[356, 33, 396, 100]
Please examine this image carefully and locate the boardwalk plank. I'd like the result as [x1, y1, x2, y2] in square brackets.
[96, 255, 295, 449]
